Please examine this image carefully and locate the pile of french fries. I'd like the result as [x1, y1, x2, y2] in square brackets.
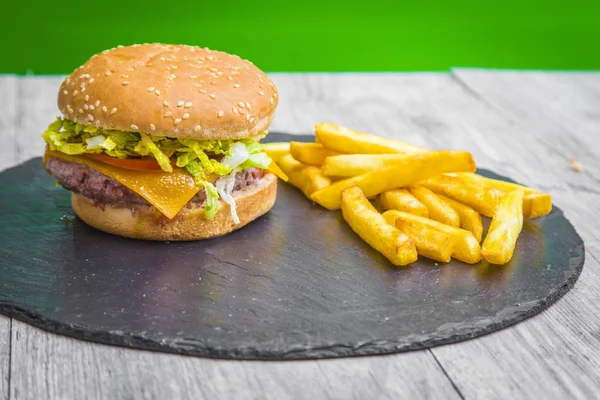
[266, 123, 552, 267]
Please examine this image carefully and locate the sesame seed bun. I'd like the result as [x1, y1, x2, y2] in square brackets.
[71, 173, 277, 241]
[58, 44, 278, 140]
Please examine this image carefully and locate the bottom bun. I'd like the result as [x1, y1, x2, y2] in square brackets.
[72, 173, 277, 241]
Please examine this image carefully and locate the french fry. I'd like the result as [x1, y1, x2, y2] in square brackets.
[264, 142, 290, 163]
[268, 160, 289, 182]
[437, 194, 483, 242]
[482, 190, 525, 265]
[382, 210, 482, 264]
[322, 154, 409, 177]
[417, 174, 499, 217]
[380, 189, 429, 218]
[278, 154, 331, 197]
[452, 173, 552, 218]
[341, 186, 417, 267]
[310, 150, 476, 210]
[290, 142, 340, 166]
[408, 186, 460, 227]
[392, 218, 455, 263]
[315, 122, 426, 155]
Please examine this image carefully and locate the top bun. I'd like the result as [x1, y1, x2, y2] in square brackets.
[57, 44, 278, 140]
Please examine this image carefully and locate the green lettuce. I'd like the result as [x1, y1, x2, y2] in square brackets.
[200, 180, 220, 219]
[42, 117, 271, 220]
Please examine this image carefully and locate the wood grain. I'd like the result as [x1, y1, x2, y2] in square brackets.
[0, 317, 9, 400]
[1, 72, 600, 399]
[0, 77, 17, 172]
[10, 319, 459, 400]
[428, 70, 600, 399]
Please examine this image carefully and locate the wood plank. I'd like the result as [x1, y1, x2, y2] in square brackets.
[424, 70, 600, 399]
[15, 76, 63, 163]
[9, 320, 459, 400]
[451, 70, 600, 157]
[0, 317, 9, 400]
[0, 76, 17, 172]
[6, 74, 461, 400]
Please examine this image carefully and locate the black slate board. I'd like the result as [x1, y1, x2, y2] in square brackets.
[0, 133, 585, 360]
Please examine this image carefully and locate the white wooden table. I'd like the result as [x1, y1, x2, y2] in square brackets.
[1, 71, 599, 400]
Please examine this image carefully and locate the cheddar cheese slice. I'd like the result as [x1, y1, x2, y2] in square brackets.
[44, 150, 201, 219]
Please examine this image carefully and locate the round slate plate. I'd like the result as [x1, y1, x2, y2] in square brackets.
[0, 133, 584, 360]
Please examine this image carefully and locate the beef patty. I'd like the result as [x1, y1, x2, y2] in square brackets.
[45, 157, 264, 206]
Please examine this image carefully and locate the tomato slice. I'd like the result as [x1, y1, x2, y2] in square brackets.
[85, 153, 177, 171]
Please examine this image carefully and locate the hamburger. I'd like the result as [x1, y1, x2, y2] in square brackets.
[42, 43, 285, 241]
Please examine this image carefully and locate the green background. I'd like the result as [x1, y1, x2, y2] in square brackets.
[2, 0, 599, 74]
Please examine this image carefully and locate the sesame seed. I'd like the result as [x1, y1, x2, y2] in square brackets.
[210, 81, 218, 85]
[194, 125, 201, 132]
[87, 114, 94, 121]
[81, 87, 86, 93]
[73, 90, 79, 96]
[174, 128, 180, 134]
[190, 75, 197, 79]
[63, 90, 68, 95]
[208, 67, 218, 72]
[194, 83, 202, 88]
[78, 108, 83, 114]
[155, 89, 161, 95]
[127, 66, 134, 71]
[148, 87, 155, 92]
[182, 113, 190, 119]
[150, 123, 156, 131]
[246, 113, 251, 121]
[111, 107, 118, 114]
[170, 74, 176, 79]
[177, 101, 184, 107]
[163, 100, 170, 107]
[171, 65, 178, 69]
[233, 84, 240, 88]
[95, 120, 101, 127]
[122, 74, 129, 79]
[209, 94, 216, 99]
[89, 105, 95, 111]
[164, 111, 172, 117]
[174, 118, 181, 125]
[184, 101, 192, 108]
[217, 111, 224, 118]
[270, 97, 274, 104]
[95, 100, 100, 107]
[250, 117, 255, 123]
[227, 76, 233, 81]
[245, 102, 251, 109]
[85, 94, 90, 101]
[83, 104, 89, 110]
[89, 78, 94, 84]
[273, 92, 278, 98]
[122, 81, 130, 85]
[232, 107, 239, 114]
[102, 106, 107, 112]
[105, 70, 112, 76]
[199, 89, 207, 94]
[259, 91, 264, 96]
[238, 102, 245, 108]
[131, 124, 139, 130]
